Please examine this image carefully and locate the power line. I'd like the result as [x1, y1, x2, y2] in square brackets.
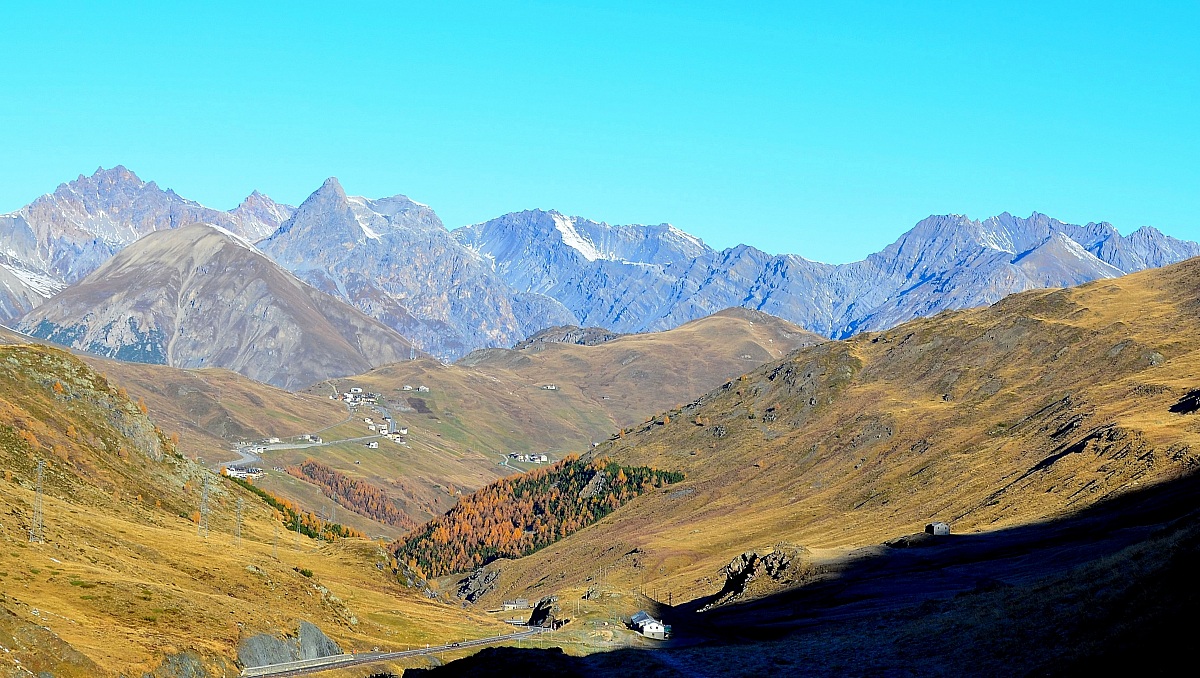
[28, 460, 44, 543]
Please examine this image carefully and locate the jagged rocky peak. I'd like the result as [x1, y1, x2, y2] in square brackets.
[230, 190, 295, 240]
[260, 180, 575, 360]
[17, 222, 413, 388]
[454, 208, 712, 266]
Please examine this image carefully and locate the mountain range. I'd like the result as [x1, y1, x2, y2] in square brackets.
[455, 208, 1199, 338]
[3, 166, 1198, 367]
[17, 223, 414, 388]
[0, 166, 291, 320]
[258, 178, 574, 359]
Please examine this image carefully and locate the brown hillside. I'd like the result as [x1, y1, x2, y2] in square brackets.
[452, 256, 1200, 609]
[0, 343, 507, 676]
[17, 224, 416, 389]
[314, 308, 822, 457]
[0, 325, 502, 538]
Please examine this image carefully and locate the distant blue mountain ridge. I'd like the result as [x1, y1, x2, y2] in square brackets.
[3, 166, 1197, 361]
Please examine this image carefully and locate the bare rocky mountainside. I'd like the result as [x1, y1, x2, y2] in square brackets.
[0, 166, 292, 321]
[16, 224, 413, 388]
[2, 166, 1198, 362]
[258, 178, 575, 360]
[454, 208, 1200, 338]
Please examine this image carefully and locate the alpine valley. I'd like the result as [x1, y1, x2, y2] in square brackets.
[1, 166, 1199, 677]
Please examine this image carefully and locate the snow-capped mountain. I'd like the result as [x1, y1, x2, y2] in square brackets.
[258, 179, 575, 359]
[0, 166, 293, 321]
[18, 223, 412, 388]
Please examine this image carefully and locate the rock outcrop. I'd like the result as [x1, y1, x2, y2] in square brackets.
[708, 545, 810, 607]
[455, 567, 500, 604]
[237, 620, 341, 668]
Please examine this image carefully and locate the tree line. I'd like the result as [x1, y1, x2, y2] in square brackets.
[287, 459, 417, 531]
[226, 474, 363, 540]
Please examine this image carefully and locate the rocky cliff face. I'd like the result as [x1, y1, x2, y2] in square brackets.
[17, 223, 412, 388]
[454, 209, 1200, 340]
[259, 179, 574, 360]
[3, 167, 1197, 363]
[0, 166, 292, 321]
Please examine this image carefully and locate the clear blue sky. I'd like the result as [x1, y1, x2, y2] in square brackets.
[1, 1, 1196, 263]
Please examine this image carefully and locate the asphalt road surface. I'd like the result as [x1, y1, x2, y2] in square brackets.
[241, 628, 547, 677]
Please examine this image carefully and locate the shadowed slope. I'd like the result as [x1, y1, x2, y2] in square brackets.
[446, 256, 1200, 614]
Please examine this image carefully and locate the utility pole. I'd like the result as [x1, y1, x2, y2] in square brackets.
[28, 460, 44, 543]
[197, 474, 210, 539]
[273, 525, 279, 559]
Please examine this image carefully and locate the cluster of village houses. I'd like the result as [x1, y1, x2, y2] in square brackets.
[338, 387, 382, 405]
[508, 452, 549, 463]
[223, 466, 264, 479]
[334, 387, 413, 448]
[361, 414, 409, 448]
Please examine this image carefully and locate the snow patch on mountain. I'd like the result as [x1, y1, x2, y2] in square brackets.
[0, 263, 65, 298]
[552, 213, 604, 261]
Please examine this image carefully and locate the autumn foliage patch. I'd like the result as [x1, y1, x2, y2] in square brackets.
[393, 455, 683, 577]
[288, 459, 418, 531]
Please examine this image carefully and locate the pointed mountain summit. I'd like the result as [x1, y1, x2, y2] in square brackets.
[0, 166, 294, 321]
[459, 208, 1200, 341]
[452, 209, 713, 296]
[229, 190, 296, 241]
[260, 181, 574, 360]
[18, 223, 414, 388]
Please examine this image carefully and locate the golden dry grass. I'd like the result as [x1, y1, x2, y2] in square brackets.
[0, 344, 509, 677]
[458, 258, 1200, 611]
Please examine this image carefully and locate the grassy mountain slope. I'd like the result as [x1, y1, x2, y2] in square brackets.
[315, 308, 822, 457]
[0, 343, 506, 677]
[447, 256, 1200, 610]
[17, 223, 416, 389]
[1, 324, 498, 539]
[266, 309, 817, 537]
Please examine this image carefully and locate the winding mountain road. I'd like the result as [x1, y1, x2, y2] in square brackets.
[240, 628, 547, 677]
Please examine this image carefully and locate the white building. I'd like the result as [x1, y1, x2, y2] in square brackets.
[925, 521, 950, 536]
[630, 611, 670, 640]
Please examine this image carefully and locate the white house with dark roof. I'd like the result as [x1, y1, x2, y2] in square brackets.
[630, 611, 669, 640]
